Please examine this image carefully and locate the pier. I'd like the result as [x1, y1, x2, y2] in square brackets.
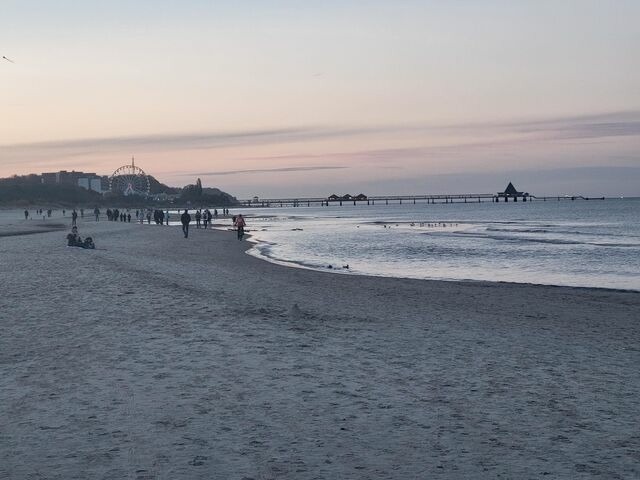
[238, 182, 605, 207]
[238, 193, 605, 208]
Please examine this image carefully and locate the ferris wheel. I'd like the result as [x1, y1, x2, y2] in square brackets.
[109, 157, 151, 196]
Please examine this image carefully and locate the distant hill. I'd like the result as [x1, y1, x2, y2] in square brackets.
[148, 175, 179, 195]
[0, 173, 238, 207]
[179, 178, 238, 205]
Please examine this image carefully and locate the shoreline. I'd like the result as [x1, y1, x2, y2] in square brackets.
[245, 235, 640, 294]
[239, 230, 640, 294]
[3, 216, 640, 294]
[1, 218, 639, 478]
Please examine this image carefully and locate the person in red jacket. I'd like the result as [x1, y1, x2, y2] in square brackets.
[234, 214, 246, 240]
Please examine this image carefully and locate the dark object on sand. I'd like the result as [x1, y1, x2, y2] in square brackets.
[66, 227, 95, 249]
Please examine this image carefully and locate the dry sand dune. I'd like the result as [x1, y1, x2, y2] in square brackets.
[1, 215, 639, 479]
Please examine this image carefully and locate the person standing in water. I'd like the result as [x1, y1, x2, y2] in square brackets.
[234, 214, 246, 240]
[181, 209, 191, 238]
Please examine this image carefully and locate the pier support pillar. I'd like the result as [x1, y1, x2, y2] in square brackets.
[386, 199, 388, 205]
[339, 200, 342, 206]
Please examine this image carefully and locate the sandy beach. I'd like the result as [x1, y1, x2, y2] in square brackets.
[1, 213, 639, 479]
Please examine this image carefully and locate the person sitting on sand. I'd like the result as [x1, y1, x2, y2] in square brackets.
[66, 226, 96, 249]
[67, 226, 82, 247]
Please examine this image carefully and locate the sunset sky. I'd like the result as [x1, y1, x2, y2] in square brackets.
[1, 1, 639, 197]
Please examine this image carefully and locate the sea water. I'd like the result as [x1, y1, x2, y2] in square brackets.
[226, 198, 640, 291]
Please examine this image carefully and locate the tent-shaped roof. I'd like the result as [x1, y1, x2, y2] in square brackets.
[503, 182, 521, 195]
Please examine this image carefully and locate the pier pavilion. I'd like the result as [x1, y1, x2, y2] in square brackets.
[497, 182, 529, 202]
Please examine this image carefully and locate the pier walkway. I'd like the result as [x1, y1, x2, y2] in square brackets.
[238, 194, 605, 208]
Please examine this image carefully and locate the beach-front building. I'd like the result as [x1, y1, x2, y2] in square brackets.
[41, 170, 107, 193]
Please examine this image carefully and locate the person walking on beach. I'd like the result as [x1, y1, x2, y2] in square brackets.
[71, 209, 78, 226]
[195, 209, 202, 229]
[181, 209, 191, 238]
[206, 209, 212, 229]
[165, 210, 170, 225]
[24, 209, 29, 220]
[234, 214, 246, 240]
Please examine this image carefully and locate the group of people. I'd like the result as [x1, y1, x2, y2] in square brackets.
[194, 208, 215, 228]
[178, 209, 245, 240]
[104, 208, 131, 222]
[61, 206, 246, 248]
[23, 209, 56, 220]
[66, 225, 95, 249]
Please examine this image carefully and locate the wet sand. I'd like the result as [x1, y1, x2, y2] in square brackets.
[1, 214, 639, 479]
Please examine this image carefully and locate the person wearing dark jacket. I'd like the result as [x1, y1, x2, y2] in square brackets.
[181, 209, 191, 238]
[66, 226, 95, 249]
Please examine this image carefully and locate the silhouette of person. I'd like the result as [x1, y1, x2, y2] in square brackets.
[234, 214, 246, 240]
[181, 209, 191, 238]
[67, 226, 81, 246]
